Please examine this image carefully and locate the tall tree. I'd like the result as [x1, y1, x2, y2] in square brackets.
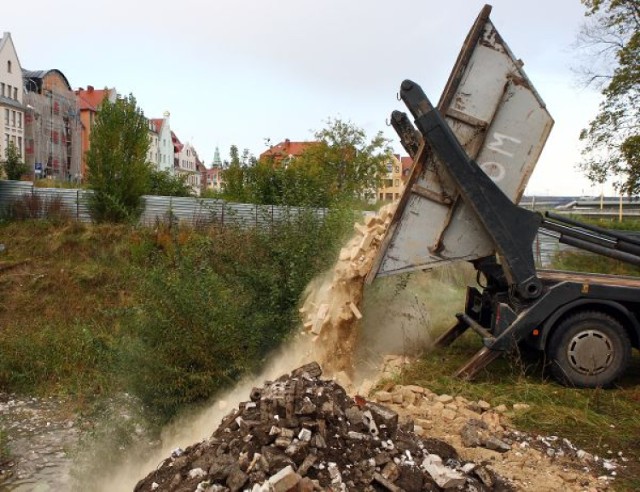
[2, 141, 28, 180]
[86, 94, 151, 222]
[296, 118, 391, 204]
[577, 0, 640, 193]
[221, 146, 256, 202]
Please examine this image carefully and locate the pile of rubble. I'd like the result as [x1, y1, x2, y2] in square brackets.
[134, 362, 513, 491]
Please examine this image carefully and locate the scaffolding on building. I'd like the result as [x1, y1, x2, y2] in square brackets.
[23, 74, 82, 182]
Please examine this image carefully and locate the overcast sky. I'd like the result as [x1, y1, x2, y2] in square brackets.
[5, 0, 611, 196]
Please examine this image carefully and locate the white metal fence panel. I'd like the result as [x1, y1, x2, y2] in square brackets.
[0, 181, 326, 227]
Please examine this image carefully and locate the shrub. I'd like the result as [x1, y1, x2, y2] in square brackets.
[120, 209, 348, 423]
[5, 193, 71, 223]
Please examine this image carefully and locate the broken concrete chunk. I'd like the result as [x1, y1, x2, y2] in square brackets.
[188, 467, 207, 479]
[298, 428, 312, 442]
[268, 465, 301, 492]
[483, 436, 512, 453]
[477, 400, 491, 411]
[460, 424, 483, 448]
[436, 394, 454, 404]
[474, 465, 495, 487]
[291, 362, 322, 379]
[297, 454, 318, 477]
[367, 402, 398, 435]
[373, 472, 403, 492]
[362, 410, 380, 437]
[381, 461, 401, 482]
[226, 465, 249, 492]
[421, 454, 466, 489]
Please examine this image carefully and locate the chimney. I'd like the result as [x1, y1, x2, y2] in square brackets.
[87, 85, 94, 92]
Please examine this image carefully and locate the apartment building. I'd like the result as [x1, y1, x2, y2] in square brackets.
[149, 111, 173, 173]
[377, 154, 413, 202]
[0, 32, 25, 166]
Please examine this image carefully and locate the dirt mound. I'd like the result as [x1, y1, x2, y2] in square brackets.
[134, 363, 515, 491]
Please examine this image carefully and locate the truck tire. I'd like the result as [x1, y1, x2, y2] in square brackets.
[548, 311, 631, 388]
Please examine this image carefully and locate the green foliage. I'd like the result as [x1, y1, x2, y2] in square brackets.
[119, 209, 349, 423]
[578, 0, 640, 193]
[222, 119, 392, 207]
[220, 145, 255, 203]
[2, 141, 28, 180]
[147, 169, 193, 197]
[0, 320, 116, 395]
[86, 94, 151, 222]
[305, 117, 392, 202]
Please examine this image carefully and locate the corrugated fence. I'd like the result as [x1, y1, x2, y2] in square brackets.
[0, 181, 327, 227]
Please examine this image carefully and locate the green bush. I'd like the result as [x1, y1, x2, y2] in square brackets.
[120, 209, 349, 423]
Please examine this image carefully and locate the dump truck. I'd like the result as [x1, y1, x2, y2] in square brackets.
[366, 5, 640, 388]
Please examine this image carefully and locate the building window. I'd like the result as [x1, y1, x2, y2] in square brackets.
[394, 179, 399, 187]
[7, 60, 11, 73]
[17, 137, 22, 155]
[0, 83, 4, 97]
[11, 111, 16, 127]
[13, 87, 17, 100]
[4, 108, 9, 125]
[18, 113, 22, 129]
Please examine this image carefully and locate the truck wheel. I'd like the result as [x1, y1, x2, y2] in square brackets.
[548, 311, 631, 388]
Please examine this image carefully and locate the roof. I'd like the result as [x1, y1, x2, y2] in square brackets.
[22, 69, 72, 92]
[75, 86, 113, 112]
[150, 118, 164, 134]
[260, 139, 317, 161]
[171, 131, 184, 153]
[0, 95, 25, 110]
[1, 33, 23, 77]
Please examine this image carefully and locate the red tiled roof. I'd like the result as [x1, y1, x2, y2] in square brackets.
[171, 131, 183, 153]
[150, 118, 164, 133]
[260, 139, 317, 161]
[75, 86, 111, 112]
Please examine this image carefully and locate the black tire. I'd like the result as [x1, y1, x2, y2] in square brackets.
[548, 311, 631, 388]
